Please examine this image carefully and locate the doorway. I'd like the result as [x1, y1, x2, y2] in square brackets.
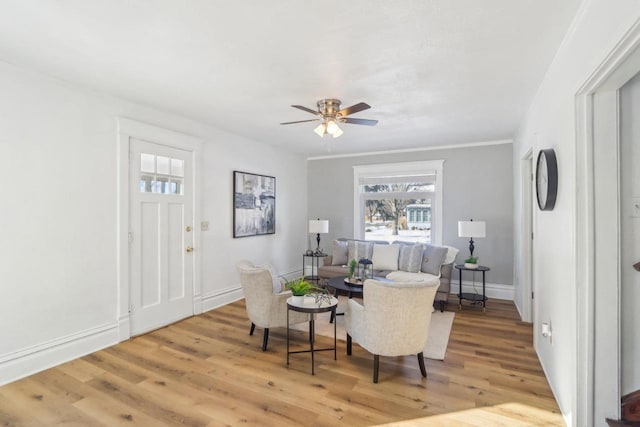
[117, 118, 202, 339]
[576, 24, 640, 425]
[619, 71, 640, 400]
[129, 138, 194, 335]
[520, 150, 534, 324]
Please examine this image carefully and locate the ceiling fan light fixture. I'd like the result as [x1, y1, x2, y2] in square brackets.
[326, 119, 339, 135]
[313, 123, 326, 137]
[281, 99, 376, 141]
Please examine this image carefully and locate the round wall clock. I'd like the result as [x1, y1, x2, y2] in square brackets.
[536, 148, 558, 211]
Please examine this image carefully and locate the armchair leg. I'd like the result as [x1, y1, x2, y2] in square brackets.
[249, 322, 256, 336]
[262, 328, 269, 351]
[418, 352, 427, 378]
[440, 300, 445, 312]
[373, 355, 379, 383]
[346, 333, 352, 355]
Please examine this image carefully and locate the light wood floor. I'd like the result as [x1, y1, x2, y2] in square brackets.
[0, 296, 563, 426]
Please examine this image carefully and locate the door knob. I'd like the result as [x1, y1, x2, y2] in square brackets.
[186, 246, 194, 253]
[634, 262, 640, 272]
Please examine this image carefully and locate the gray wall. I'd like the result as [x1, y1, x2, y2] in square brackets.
[307, 143, 513, 285]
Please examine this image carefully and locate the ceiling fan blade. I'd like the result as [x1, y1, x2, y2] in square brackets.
[291, 105, 320, 115]
[342, 117, 378, 126]
[338, 102, 371, 117]
[280, 119, 320, 125]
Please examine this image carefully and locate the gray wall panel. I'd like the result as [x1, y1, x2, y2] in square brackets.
[307, 143, 513, 285]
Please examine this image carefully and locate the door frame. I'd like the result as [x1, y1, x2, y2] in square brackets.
[116, 118, 203, 340]
[520, 149, 534, 323]
[575, 20, 640, 426]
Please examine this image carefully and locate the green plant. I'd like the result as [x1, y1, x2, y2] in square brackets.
[464, 256, 478, 264]
[348, 259, 357, 279]
[285, 278, 321, 296]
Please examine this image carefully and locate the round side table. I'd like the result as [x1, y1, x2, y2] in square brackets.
[286, 296, 338, 375]
[454, 264, 490, 311]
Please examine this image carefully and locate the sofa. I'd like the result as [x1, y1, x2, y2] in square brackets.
[317, 238, 459, 311]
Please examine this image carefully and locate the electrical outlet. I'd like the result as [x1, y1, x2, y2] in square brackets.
[201, 221, 209, 231]
[542, 322, 552, 344]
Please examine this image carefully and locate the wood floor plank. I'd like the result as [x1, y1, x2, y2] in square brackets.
[0, 296, 564, 426]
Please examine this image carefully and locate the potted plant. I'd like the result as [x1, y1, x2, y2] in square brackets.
[464, 256, 478, 269]
[348, 259, 357, 280]
[286, 277, 321, 304]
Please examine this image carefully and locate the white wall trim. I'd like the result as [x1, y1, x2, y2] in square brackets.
[280, 268, 304, 281]
[575, 18, 640, 427]
[450, 281, 515, 301]
[536, 345, 573, 427]
[201, 287, 244, 313]
[0, 322, 119, 386]
[519, 148, 534, 323]
[352, 160, 444, 245]
[308, 139, 512, 161]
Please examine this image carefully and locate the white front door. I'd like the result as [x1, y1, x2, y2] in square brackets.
[129, 138, 194, 335]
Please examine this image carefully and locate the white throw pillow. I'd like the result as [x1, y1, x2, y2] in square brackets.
[442, 245, 460, 265]
[331, 240, 349, 265]
[371, 244, 400, 271]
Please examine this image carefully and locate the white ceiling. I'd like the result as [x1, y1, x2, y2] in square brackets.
[0, 1, 582, 156]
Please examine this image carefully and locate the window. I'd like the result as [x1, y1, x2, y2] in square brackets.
[353, 160, 444, 245]
[139, 153, 184, 195]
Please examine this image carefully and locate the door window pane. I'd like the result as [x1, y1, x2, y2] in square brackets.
[139, 153, 185, 196]
[157, 156, 170, 175]
[141, 153, 155, 173]
[170, 179, 183, 195]
[171, 159, 184, 177]
[140, 173, 154, 193]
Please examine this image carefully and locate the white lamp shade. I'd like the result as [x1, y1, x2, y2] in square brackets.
[309, 219, 329, 234]
[458, 220, 486, 238]
[314, 123, 326, 137]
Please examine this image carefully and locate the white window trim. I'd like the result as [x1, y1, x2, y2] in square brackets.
[353, 160, 444, 244]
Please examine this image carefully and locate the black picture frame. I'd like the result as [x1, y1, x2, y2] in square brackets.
[233, 171, 276, 238]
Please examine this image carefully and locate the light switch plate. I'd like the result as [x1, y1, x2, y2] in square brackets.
[201, 221, 209, 231]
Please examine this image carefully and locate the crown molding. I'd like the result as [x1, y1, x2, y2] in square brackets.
[307, 139, 513, 161]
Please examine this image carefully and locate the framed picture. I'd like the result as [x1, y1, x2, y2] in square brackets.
[233, 171, 276, 238]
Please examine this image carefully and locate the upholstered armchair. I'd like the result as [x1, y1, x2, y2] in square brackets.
[345, 278, 440, 383]
[236, 260, 307, 351]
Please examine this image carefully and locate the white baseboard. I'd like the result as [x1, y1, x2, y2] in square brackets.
[281, 268, 303, 282]
[193, 295, 203, 315]
[201, 286, 244, 313]
[0, 322, 119, 386]
[118, 313, 131, 341]
[450, 280, 514, 301]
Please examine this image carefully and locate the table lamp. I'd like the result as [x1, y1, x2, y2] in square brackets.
[458, 219, 486, 257]
[308, 219, 329, 254]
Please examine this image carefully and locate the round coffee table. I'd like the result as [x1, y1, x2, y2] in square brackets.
[326, 276, 391, 322]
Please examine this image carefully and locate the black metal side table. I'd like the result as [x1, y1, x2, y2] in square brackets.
[455, 264, 490, 312]
[286, 296, 338, 375]
[303, 253, 327, 283]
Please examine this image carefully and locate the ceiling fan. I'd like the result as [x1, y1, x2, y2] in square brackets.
[280, 99, 378, 138]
